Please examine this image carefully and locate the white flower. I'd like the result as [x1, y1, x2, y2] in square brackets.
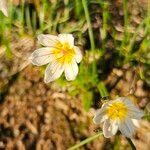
[30, 34, 82, 83]
[93, 97, 144, 138]
[0, 0, 8, 17]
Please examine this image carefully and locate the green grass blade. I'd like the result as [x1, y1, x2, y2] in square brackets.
[97, 82, 109, 98]
[68, 132, 103, 150]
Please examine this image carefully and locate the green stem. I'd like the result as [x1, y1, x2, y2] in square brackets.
[82, 0, 95, 50]
[118, 0, 129, 57]
[126, 138, 136, 150]
[67, 132, 102, 150]
[148, 0, 150, 19]
[82, 0, 96, 75]
[123, 0, 129, 43]
[128, 0, 149, 54]
[146, 0, 150, 34]
[98, 1, 109, 49]
[21, 0, 25, 34]
[113, 135, 120, 150]
[120, 0, 129, 57]
[128, 19, 146, 53]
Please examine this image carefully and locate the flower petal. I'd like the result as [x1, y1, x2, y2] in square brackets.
[103, 120, 118, 138]
[112, 121, 118, 135]
[117, 97, 134, 105]
[74, 46, 82, 63]
[93, 103, 108, 124]
[38, 34, 59, 47]
[119, 118, 135, 138]
[132, 119, 140, 127]
[44, 62, 64, 83]
[64, 61, 78, 81]
[58, 34, 74, 47]
[30, 47, 55, 66]
[93, 112, 107, 124]
[128, 107, 144, 119]
[0, 0, 8, 17]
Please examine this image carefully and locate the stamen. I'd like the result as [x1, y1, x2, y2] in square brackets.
[52, 42, 75, 64]
[106, 102, 128, 121]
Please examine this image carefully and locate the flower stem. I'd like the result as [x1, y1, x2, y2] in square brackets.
[82, 0, 96, 75]
[123, 0, 129, 43]
[67, 132, 103, 150]
[82, 0, 95, 51]
[128, 18, 146, 53]
[126, 138, 136, 150]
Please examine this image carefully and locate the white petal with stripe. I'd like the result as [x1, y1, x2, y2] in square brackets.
[74, 46, 82, 63]
[119, 118, 135, 138]
[103, 120, 118, 138]
[38, 34, 59, 47]
[93, 103, 108, 124]
[44, 62, 64, 83]
[128, 106, 144, 119]
[58, 34, 74, 47]
[64, 60, 78, 81]
[30, 47, 55, 66]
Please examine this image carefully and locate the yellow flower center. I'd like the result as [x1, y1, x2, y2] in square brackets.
[105, 102, 128, 121]
[52, 42, 75, 64]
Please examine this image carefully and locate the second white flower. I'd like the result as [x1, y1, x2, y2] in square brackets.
[93, 97, 144, 138]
